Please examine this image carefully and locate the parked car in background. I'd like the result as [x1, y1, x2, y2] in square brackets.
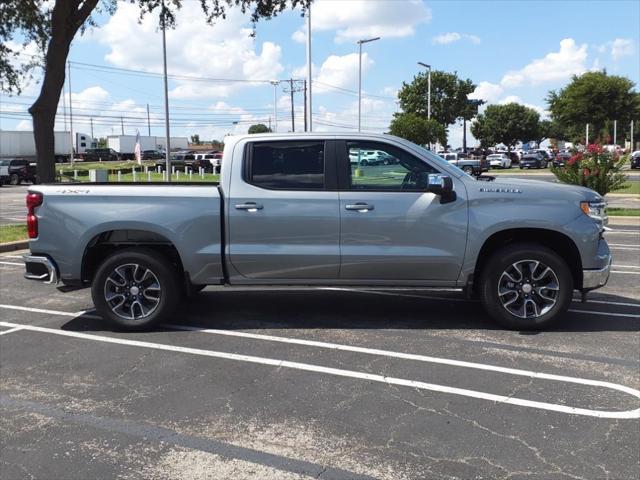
[193, 151, 223, 173]
[0, 158, 37, 184]
[534, 150, 551, 167]
[79, 148, 121, 162]
[630, 151, 640, 169]
[0, 163, 9, 185]
[440, 152, 488, 175]
[154, 152, 195, 171]
[141, 150, 165, 160]
[520, 153, 546, 169]
[487, 153, 512, 169]
[554, 151, 572, 167]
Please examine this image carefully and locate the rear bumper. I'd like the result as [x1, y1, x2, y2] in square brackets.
[23, 255, 59, 285]
[582, 257, 612, 290]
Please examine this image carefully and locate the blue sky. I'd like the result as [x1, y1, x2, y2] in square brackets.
[1, 0, 638, 147]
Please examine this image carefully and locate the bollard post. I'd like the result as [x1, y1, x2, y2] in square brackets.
[148, 171, 151, 182]
[144, 165, 148, 174]
[157, 165, 161, 174]
[189, 170, 193, 180]
[172, 166, 175, 175]
[74, 169, 78, 180]
[132, 170, 137, 182]
[176, 170, 180, 180]
[117, 170, 122, 182]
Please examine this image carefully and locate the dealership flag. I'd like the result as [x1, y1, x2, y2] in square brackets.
[134, 130, 142, 164]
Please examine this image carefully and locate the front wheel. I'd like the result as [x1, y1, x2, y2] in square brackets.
[9, 174, 20, 185]
[462, 165, 474, 174]
[479, 243, 573, 330]
[92, 248, 180, 330]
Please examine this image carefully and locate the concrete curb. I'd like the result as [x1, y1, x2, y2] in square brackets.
[0, 240, 28, 253]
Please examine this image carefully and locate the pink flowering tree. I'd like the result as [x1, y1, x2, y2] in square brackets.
[551, 144, 627, 196]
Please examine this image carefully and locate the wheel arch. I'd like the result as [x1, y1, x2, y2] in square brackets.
[473, 228, 583, 291]
[81, 229, 185, 284]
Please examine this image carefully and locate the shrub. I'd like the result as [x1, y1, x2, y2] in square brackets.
[551, 144, 627, 196]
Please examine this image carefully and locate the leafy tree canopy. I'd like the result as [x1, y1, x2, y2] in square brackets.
[248, 123, 271, 134]
[397, 70, 479, 126]
[471, 103, 540, 149]
[547, 70, 640, 144]
[388, 113, 446, 146]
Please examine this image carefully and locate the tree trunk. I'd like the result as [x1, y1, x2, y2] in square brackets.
[28, 0, 98, 183]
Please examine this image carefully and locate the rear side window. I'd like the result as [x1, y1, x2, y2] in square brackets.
[247, 141, 325, 190]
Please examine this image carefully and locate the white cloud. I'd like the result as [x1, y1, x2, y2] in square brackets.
[499, 95, 547, 118]
[611, 38, 634, 60]
[301, 0, 431, 43]
[309, 53, 373, 93]
[469, 81, 503, 102]
[15, 120, 33, 131]
[500, 38, 587, 88]
[92, 3, 283, 100]
[432, 32, 481, 45]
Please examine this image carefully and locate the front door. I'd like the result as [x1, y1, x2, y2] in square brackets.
[337, 140, 468, 282]
[227, 139, 340, 280]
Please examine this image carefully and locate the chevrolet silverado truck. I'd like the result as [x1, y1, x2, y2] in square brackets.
[23, 133, 611, 330]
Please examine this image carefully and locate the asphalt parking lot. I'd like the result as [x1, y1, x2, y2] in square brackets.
[0, 223, 638, 479]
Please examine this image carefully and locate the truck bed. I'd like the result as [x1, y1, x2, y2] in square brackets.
[28, 184, 224, 286]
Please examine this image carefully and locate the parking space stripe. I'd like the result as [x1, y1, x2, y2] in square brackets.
[0, 261, 24, 266]
[0, 304, 91, 317]
[574, 298, 640, 308]
[613, 264, 640, 269]
[568, 309, 640, 318]
[0, 327, 24, 336]
[611, 270, 640, 275]
[0, 320, 638, 419]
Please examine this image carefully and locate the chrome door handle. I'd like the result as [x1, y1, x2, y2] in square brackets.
[235, 202, 263, 211]
[345, 203, 374, 212]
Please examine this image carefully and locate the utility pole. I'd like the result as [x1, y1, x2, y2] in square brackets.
[268, 116, 272, 132]
[306, 6, 312, 132]
[90, 117, 94, 138]
[613, 119, 617, 146]
[62, 84, 67, 131]
[161, 0, 172, 182]
[586, 124, 589, 145]
[631, 120, 635, 150]
[357, 36, 380, 132]
[270, 81, 279, 133]
[121, 117, 124, 135]
[303, 80, 308, 132]
[289, 78, 295, 132]
[67, 61, 74, 164]
[147, 103, 151, 136]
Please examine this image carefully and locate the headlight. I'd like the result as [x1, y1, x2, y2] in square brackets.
[580, 200, 607, 223]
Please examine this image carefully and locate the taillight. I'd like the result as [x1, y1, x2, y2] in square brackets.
[26, 192, 43, 239]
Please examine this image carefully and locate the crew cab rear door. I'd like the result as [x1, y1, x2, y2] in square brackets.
[336, 139, 467, 282]
[227, 139, 340, 280]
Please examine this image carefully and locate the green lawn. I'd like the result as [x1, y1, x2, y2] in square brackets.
[612, 181, 640, 195]
[56, 160, 157, 173]
[0, 225, 28, 243]
[607, 208, 640, 216]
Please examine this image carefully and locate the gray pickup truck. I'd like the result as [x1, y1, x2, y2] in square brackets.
[23, 133, 611, 330]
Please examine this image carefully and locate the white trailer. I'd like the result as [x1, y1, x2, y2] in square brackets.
[107, 135, 189, 159]
[0, 131, 78, 162]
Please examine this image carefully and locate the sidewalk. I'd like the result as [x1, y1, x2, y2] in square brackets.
[605, 194, 640, 209]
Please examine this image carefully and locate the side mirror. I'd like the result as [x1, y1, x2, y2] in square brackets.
[426, 174, 456, 204]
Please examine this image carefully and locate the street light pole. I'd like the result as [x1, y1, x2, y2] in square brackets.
[417, 62, 432, 119]
[357, 37, 380, 132]
[306, 6, 312, 132]
[270, 81, 278, 133]
[161, 0, 172, 182]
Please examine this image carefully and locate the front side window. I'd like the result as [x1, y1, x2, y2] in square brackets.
[345, 141, 437, 191]
[247, 141, 325, 190]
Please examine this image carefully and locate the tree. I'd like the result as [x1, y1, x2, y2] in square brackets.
[248, 123, 271, 134]
[190, 134, 200, 145]
[388, 113, 446, 146]
[0, 0, 310, 182]
[97, 137, 107, 148]
[471, 103, 540, 150]
[397, 70, 478, 130]
[531, 119, 563, 147]
[547, 71, 640, 144]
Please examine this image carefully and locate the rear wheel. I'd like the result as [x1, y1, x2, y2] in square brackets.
[462, 165, 474, 174]
[479, 243, 573, 330]
[9, 173, 20, 185]
[92, 248, 180, 330]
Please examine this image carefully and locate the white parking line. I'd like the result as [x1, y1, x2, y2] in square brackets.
[0, 261, 23, 266]
[0, 327, 24, 336]
[0, 304, 91, 317]
[574, 298, 640, 308]
[0, 319, 638, 419]
[611, 271, 640, 275]
[568, 309, 640, 318]
[613, 264, 640, 269]
[0, 256, 25, 260]
[606, 231, 640, 235]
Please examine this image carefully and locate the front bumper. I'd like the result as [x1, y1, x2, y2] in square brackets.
[582, 257, 612, 290]
[23, 255, 59, 284]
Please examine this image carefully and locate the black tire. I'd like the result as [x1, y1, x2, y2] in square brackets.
[91, 248, 180, 330]
[462, 165, 474, 174]
[9, 173, 20, 185]
[479, 243, 573, 330]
